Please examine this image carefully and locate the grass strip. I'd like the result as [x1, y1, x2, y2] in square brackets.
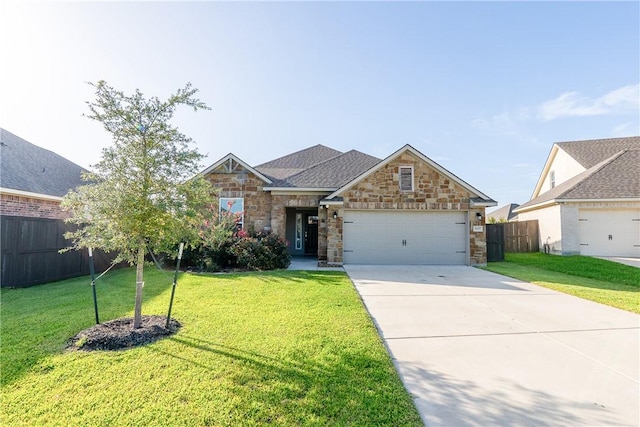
[484, 253, 639, 313]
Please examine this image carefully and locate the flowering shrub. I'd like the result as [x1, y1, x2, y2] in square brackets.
[185, 209, 291, 272]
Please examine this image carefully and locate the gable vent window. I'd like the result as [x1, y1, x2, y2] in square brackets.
[550, 171, 556, 189]
[399, 166, 414, 191]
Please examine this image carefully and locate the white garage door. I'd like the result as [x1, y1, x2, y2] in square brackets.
[343, 211, 468, 265]
[578, 209, 640, 257]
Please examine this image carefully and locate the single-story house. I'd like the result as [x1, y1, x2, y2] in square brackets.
[514, 136, 640, 257]
[202, 144, 497, 265]
[487, 203, 519, 223]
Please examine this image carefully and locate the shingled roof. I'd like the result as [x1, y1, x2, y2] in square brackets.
[556, 136, 640, 168]
[517, 148, 640, 211]
[0, 128, 87, 197]
[255, 144, 343, 181]
[276, 150, 381, 188]
[255, 145, 381, 188]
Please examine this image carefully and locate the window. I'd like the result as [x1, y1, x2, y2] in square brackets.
[295, 213, 303, 250]
[550, 171, 556, 189]
[399, 166, 414, 191]
[219, 197, 244, 229]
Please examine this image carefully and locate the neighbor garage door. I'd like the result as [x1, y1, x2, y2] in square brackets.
[578, 209, 640, 257]
[342, 211, 468, 265]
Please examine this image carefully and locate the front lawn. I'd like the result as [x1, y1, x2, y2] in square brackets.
[1, 268, 421, 426]
[484, 253, 640, 314]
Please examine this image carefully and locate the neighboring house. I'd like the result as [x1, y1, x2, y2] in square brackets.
[515, 136, 640, 257]
[1, 128, 103, 287]
[202, 144, 496, 265]
[1, 128, 87, 219]
[487, 203, 519, 223]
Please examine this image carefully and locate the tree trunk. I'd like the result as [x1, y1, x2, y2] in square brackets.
[133, 240, 145, 329]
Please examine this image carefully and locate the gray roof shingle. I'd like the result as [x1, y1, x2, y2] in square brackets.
[0, 128, 87, 197]
[283, 150, 381, 188]
[255, 144, 343, 180]
[518, 149, 639, 210]
[556, 136, 640, 168]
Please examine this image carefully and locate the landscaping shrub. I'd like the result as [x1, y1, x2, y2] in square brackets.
[185, 213, 291, 272]
[233, 232, 291, 271]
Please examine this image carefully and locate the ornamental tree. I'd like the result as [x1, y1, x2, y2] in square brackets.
[62, 81, 214, 328]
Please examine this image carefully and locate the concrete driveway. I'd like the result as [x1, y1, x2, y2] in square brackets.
[344, 265, 640, 426]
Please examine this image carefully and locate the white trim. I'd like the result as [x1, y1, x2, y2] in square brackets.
[514, 197, 640, 213]
[326, 144, 494, 201]
[470, 199, 498, 208]
[531, 144, 559, 199]
[0, 187, 63, 202]
[200, 153, 273, 184]
[320, 200, 344, 206]
[265, 188, 335, 194]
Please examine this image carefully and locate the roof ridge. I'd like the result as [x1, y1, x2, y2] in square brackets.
[254, 144, 342, 168]
[277, 149, 370, 182]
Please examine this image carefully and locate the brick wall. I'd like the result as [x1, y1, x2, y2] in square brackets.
[0, 193, 67, 220]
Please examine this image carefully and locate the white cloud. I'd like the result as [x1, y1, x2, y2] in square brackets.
[537, 83, 639, 121]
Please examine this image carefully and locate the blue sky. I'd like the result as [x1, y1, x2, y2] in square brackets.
[1, 1, 638, 206]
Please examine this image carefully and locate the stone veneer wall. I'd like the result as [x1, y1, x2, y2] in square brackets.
[270, 194, 325, 236]
[205, 172, 272, 233]
[0, 193, 67, 220]
[330, 152, 488, 265]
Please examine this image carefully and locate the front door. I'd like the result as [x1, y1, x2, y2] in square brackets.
[304, 214, 318, 255]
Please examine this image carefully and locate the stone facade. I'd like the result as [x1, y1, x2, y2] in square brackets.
[204, 150, 491, 265]
[329, 152, 488, 265]
[0, 193, 67, 220]
[270, 194, 324, 236]
[205, 172, 272, 234]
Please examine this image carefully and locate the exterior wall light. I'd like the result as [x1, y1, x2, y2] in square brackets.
[476, 212, 482, 222]
[333, 211, 338, 219]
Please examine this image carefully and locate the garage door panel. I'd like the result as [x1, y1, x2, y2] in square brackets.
[343, 211, 467, 265]
[578, 209, 640, 257]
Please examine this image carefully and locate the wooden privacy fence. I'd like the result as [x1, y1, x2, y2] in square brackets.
[1, 216, 117, 288]
[486, 220, 540, 261]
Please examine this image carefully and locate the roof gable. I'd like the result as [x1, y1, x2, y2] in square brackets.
[0, 128, 87, 197]
[516, 149, 639, 212]
[326, 144, 495, 204]
[531, 136, 640, 199]
[200, 153, 272, 184]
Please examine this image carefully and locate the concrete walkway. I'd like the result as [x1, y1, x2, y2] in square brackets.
[344, 265, 640, 426]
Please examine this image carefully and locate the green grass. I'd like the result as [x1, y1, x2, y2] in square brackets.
[1, 268, 421, 426]
[484, 253, 640, 314]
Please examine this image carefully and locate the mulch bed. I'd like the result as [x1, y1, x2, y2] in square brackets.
[67, 315, 181, 351]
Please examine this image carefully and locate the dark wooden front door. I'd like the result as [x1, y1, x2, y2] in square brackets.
[304, 214, 318, 255]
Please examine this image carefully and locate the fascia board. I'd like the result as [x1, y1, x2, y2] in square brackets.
[200, 153, 273, 184]
[264, 187, 335, 193]
[531, 144, 559, 199]
[0, 187, 64, 202]
[515, 197, 640, 214]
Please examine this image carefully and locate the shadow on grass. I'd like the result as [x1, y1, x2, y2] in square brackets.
[149, 333, 421, 425]
[0, 267, 174, 386]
